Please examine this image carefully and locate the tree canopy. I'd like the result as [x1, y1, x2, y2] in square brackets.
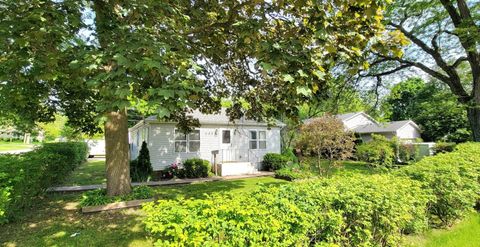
[363, 0, 480, 141]
[383, 77, 470, 142]
[1, 0, 393, 195]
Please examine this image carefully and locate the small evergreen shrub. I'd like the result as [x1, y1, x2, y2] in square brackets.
[356, 134, 395, 167]
[130, 141, 153, 182]
[183, 158, 211, 178]
[262, 153, 290, 171]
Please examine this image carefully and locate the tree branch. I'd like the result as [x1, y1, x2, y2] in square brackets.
[452, 57, 468, 68]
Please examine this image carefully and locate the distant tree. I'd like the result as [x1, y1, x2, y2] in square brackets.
[364, 0, 480, 141]
[383, 78, 470, 142]
[296, 115, 355, 175]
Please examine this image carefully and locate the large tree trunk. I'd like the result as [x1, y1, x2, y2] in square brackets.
[105, 108, 131, 196]
[467, 106, 480, 142]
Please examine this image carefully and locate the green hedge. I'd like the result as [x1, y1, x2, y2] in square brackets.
[0, 142, 88, 223]
[262, 153, 290, 171]
[143, 142, 480, 246]
[183, 158, 211, 178]
[143, 174, 429, 246]
[396, 142, 480, 227]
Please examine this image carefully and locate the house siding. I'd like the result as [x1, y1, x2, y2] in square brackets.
[130, 123, 282, 171]
[396, 124, 421, 140]
[343, 114, 375, 129]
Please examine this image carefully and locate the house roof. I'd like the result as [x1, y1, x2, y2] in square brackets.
[353, 120, 420, 134]
[143, 109, 285, 128]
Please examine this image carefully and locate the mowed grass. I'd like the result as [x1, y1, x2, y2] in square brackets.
[402, 212, 480, 247]
[61, 159, 106, 186]
[0, 141, 34, 151]
[0, 176, 287, 247]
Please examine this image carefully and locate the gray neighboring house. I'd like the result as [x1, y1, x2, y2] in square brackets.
[307, 112, 421, 142]
[129, 109, 284, 176]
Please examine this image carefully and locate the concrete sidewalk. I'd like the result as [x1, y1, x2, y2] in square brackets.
[48, 172, 275, 192]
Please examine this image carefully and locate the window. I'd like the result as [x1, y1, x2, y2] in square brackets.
[249, 131, 257, 149]
[175, 129, 200, 152]
[259, 131, 266, 149]
[222, 130, 231, 144]
[249, 130, 267, 150]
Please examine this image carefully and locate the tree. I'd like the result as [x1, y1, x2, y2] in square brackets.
[364, 0, 480, 141]
[1, 0, 390, 195]
[296, 115, 355, 174]
[383, 77, 470, 141]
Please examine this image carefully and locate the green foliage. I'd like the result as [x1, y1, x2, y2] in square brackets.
[281, 148, 299, 164]
[0, 0, 391, 134]
[398, 143, 419, 164]
[434, 142, 457, 154]
[80, 186, 154, 207]
[130, 141, 153, 182]
[183, 158, 211, 178]
[262, 153, 290, 171]
[274, 166, 315, 181]
[0, 142, 87, 223]
[356, 134, 396, 167]
[143, 174, 429, 246]
[382, 78, 471, 142]
[396, 143, 480, 227]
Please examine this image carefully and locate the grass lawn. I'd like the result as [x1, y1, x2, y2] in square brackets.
[0, 141, 34, 152]
[61, 159, 107, 186]
[0, 176, 287, 247]
[402, 212, 480, 247]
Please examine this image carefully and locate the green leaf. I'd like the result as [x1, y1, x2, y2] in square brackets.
[282, 74, 295, 83]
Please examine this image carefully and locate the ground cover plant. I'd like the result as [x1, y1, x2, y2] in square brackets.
[80, 186, 155, 207]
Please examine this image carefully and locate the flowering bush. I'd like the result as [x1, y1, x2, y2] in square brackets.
[160, 162, 185, 179]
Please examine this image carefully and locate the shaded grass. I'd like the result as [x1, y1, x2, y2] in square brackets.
[62, 159, 106, 186]
[0, 141, 34, 151]
[0, 176, 286, 247]
[402, 212, 480, 247]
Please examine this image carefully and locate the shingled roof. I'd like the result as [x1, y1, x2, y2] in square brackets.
[144, 109, 285, 127]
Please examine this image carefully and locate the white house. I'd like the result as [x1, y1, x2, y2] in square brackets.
[334, 112, 421, 142]
[129, 110, 284, 176]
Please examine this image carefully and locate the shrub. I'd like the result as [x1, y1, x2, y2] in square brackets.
[143, 174, 429, 246]
[274, 166, 315, 181]
[262, 153, 290, 171]
[282, 148, 298, 163]
[160, 162, 185, 179]
[183, 158, 211, 178]
[130, 141, 153, 182]
[434, 142, 456, 154]
[80, 185, 155, 207]
[296, 115, 355, 173]
[0, 142, 88, 223]
[397, 143, 419, 164]
[356, 134, 395, 168]
[396, 142, 480, 227]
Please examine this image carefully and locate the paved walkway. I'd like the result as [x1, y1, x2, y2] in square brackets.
[48, 172, 275, 192]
